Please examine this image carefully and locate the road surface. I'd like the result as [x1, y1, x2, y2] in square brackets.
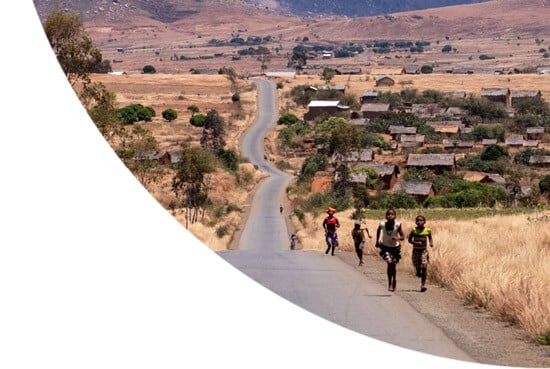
[218, 78, 474, 363]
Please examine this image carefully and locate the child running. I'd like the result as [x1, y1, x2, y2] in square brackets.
[323, 207, 340, 256]
[351, 220, 372, 266]
[375, 209, 405, 292]
[407, 215, 434, 292]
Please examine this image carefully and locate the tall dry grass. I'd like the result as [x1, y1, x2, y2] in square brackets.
[292, 209, 550, 342]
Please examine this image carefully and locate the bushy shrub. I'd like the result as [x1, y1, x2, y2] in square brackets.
[162, 108, 178, 122]
[215, 225, 230, 238]
[299, 153, 328, 179]
[118, 104, 155, 124]
[480, 144, 509, 161]
[384, 192, 418, 209]
[277, 113, 301, 126]
[420, 65, 433, 74]
[189, 113, 206, 127]
[539, 175, 550, 195]
[215, 148, 240, 171]
[142, 64, 156, 74]
[462, 97, 508, 120]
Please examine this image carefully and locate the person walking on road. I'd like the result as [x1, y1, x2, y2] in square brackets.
[323, 207, 340, 256]
[376, 209, 405, 292]
[280, 204, 283, 215]
[407, 215, 434, 292]
[351, 220, 372, 266]
[290, 233, 297, 250]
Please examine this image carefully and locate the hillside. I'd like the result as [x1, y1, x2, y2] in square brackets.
[33, 0, 491, 21]
[33, 0, 550, 76]
[248, 0, 490, 17]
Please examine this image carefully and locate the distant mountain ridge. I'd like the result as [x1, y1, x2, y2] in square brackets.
[33, 0, 490, 22]
[247, 0, 490, 17]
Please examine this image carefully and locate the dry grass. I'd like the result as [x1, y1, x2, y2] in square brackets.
[291, 208, 550, 341]
[87, 73, 266, 251]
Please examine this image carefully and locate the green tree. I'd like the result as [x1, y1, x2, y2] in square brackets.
[187, 105, 200, 116]
[142, 65, 157, 74]
[321, 68, 336, 83]
[462, 96, 508, 120]
[118, 125, 165, 191]
[480, 144, 509, 161]
[290, 50, 307, 69]
[162, 108, 178, 122]
[514, 96, 550, 115]
[299, 153, 328, 180]
[200, 109, 226, 150]
[420, 65, 433, 74]
[79, 82, 124, 145]
[118, 104, 155, 124]
[190, 114, 206, 127]
[471, 124, 506, 141]
[441, 44, 452, 53]
[327, 121, 361, 158]
[215, 148, 240, 172]
[539, 175, 550, 196]
[277, 113, 301, 126]
[44, 7, 103, 86]
[314, 117, 348, 153]
[172, 144, 218, 227]
[384, 192, 418, 209]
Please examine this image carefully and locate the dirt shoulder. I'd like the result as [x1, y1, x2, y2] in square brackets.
[333, 249, 550, 367]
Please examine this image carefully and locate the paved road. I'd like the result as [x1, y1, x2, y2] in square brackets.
[218, 79, 474, 363]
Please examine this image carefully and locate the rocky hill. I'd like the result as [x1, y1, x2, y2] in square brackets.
[32, 0, 493, 22]
[33, 0, 550, 40]
[247, 0, 489, 17]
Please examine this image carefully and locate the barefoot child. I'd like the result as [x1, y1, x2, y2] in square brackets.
[375, 209, 405, 292]
[351, 220, 372, 266]
[407, 215, 434, 292]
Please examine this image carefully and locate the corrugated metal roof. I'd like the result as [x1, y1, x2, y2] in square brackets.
[330, 149, 374, 164]
[443, 139, 474, 148]
[407, 154, 455, 166]
[360, 103, 390, 112]
[389, 125, 417, 135]
[356, 163, 400, 177]
[526, 127, 544, 134]
[529, 155, 550, 164]
[481, 88, 510, 96]
[510, 90, 540, 98]
[505, 134, 524, 145]
[308, 100, 340, 107]
[393, 181, 433, 195]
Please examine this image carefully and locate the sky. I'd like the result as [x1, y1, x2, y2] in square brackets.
[0, 1, 508, 368]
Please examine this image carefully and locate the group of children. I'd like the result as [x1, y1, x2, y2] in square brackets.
[326, 208, 434, 293]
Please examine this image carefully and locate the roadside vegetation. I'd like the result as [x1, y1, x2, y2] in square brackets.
[43, 8, 261, 249]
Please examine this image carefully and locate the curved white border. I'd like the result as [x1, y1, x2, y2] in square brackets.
[0, 2, 501, 368]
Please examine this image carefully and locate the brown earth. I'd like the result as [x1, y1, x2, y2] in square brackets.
[77, 0, 550, 76]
